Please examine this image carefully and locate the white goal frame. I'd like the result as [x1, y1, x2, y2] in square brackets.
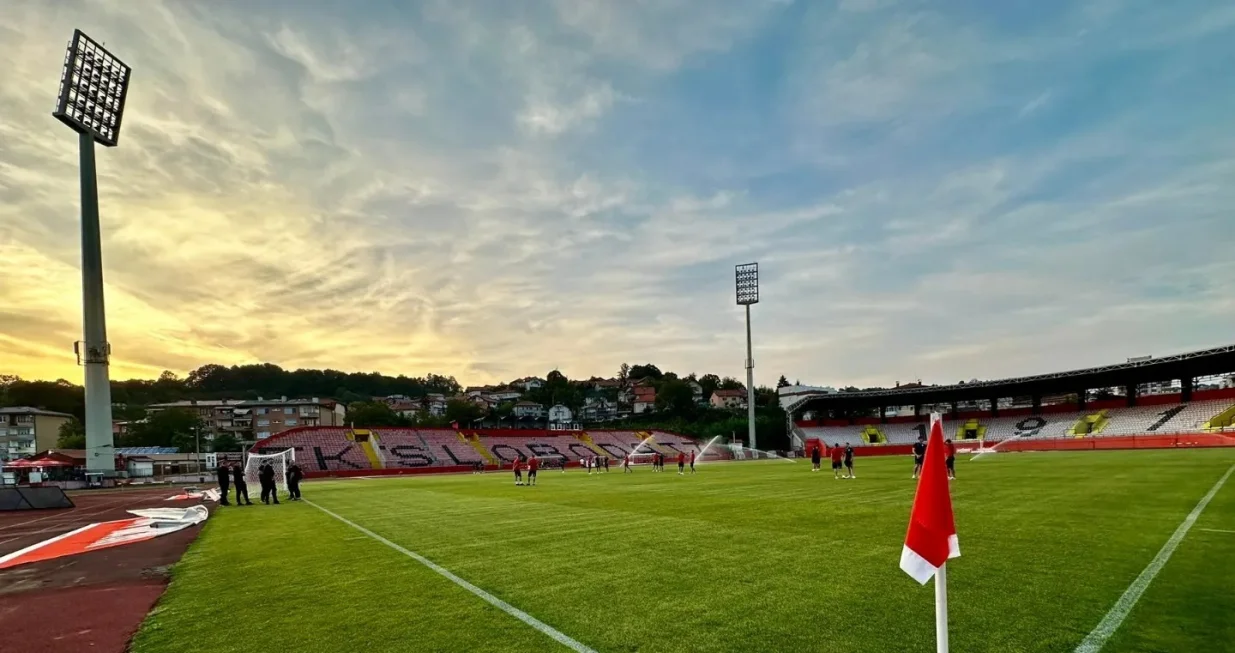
[626, 452, 659, 465]
[244, 449, 295, 494]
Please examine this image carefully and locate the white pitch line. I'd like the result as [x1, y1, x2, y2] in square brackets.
[306, 500, 596, 653]
[1074, 463, 1235, 653]
[1198, 528, 1235, 534]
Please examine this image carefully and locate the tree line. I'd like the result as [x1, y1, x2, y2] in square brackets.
[4, 363, 797, 452]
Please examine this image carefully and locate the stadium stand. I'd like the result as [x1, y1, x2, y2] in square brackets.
[252, 428, 723, 476]
[797, 396, 1235, 446]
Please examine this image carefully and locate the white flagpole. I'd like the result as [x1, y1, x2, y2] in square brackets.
[935, 564, 949, 652]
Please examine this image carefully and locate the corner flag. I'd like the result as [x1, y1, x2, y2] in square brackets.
[899, 413, 959, 652]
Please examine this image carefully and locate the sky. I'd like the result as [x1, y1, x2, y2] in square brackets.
[2, 0, 1234, 390]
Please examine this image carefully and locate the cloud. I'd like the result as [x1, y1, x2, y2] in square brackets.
[1, 0, 1233, 392]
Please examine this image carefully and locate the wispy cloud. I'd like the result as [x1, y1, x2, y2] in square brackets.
[1, 0, 1232, 389]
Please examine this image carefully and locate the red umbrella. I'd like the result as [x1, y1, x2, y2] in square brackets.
[2, 458, 70, 468]
[29, 458, 72, 467]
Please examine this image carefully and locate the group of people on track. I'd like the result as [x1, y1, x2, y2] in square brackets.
[215, 460, 303, 506]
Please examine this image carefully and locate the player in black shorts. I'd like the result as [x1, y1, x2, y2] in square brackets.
[843, 443, 855, 479]
[811, 445, 821, 472]
[945, 439, 956, 480]
[912, 436, 926, 479]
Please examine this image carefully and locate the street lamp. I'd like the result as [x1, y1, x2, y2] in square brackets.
[54, 30, 133, 477]
[735, 263, 759, 452]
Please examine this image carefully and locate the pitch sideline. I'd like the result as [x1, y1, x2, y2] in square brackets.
[305, 499, 598, 653]
[1074, 463, 1235, 653]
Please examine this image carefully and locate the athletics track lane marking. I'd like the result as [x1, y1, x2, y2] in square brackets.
[1074, 463, 1235, 653]
[305, 499, 598, 653]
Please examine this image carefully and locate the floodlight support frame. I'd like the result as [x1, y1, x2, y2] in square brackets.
[79, 131, 116, 475]
[735, 262, 759, 451]
[745, 304, 756, 451]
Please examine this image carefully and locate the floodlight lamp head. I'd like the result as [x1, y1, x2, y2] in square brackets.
[52, 29, 132, 147]
[735, 262, 759, 305]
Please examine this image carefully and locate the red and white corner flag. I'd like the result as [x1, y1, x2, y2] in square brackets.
[900, 413, 960, 651]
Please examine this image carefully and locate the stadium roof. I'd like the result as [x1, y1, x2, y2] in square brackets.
[786, 344, 1235, 413]
[115, 447, 180, 455]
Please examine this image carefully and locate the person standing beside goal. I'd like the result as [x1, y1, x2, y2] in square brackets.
[287, 462, 303, 501]
[232, 463, 252, 506]
[261, 463, 280, 505]
[216, 462, 231, 506]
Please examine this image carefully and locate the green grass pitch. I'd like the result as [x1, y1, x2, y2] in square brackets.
[131, 449, 1235, 652]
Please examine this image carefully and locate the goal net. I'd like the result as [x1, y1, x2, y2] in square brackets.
[244, 449, 295, 494]
[627, 452, 659, 466]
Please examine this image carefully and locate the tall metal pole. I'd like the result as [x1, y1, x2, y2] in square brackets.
[745, 303, 756, 451]
[80, 131, 116, 476]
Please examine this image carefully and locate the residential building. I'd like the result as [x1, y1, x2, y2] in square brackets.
[632, 387, 657, 414]
[512, 401, 544, 419]
[244, 397, 344, 440]
[390, 400, 421, 419]
[581, 397, 618, 422]
[710, 389, 747, 410]
[0, 407, 73, 461]
[547, 404, 573, 424]
[488, 389, 523, 403]
[588, 377, 622, 391]
[514, 377, 545, 391]
[468, 394, 499, 410]
[423, 393, 448, 416]
[146, 399, 251, 440]
[387, 394, 449, 418]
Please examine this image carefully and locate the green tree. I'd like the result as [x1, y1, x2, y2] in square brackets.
[345, 401, 407, 427]
[629, 364, 662, 382]
[719, 377, 745, 391]
[445, 398, 486, 425]
[698, 374, 721, 400]
[493, 401, 515, 419]
[123, 408, 205, 450]
[776, 375, 790, 388]
[211, 432, 242, 452]
[655, 379, 697, 417]
[57, 418, 86, 449]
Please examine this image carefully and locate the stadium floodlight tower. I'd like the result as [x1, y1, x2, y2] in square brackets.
[52, 30, 133, 477]
[735, 263, 759, 452]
